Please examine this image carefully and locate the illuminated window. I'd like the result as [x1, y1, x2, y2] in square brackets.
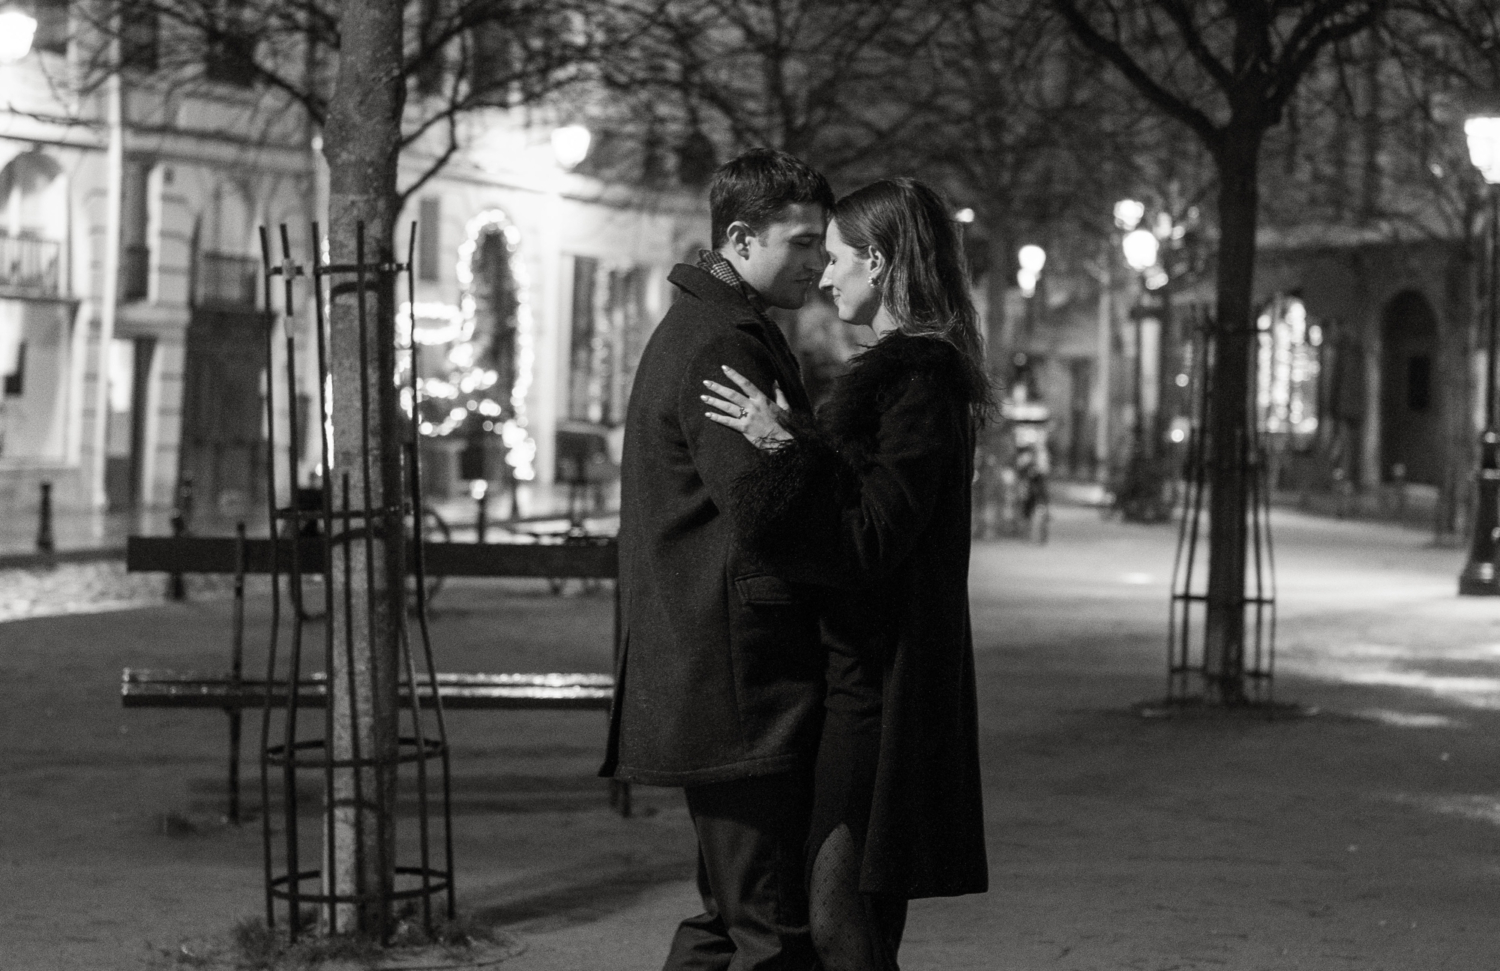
[1257, 296, 1322, 445]
[566, 259, 646, 426]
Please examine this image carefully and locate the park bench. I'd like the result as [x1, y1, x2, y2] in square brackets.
[120, 531, 627, 821]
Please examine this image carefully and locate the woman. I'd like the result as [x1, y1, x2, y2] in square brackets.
[701, 177, 992, 970]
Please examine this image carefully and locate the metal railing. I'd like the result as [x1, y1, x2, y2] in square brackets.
[0, 236, 61, 298]
[196, 251, 259, 309]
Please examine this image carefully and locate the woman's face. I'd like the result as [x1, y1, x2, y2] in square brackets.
[818, 219, 880, 328]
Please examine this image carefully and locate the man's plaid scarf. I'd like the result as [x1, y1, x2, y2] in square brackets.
[696, 249, 767, 314]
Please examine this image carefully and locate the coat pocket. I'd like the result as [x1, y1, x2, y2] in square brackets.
[733, 572, 801, 606]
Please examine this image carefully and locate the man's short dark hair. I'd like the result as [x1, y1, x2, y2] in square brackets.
[709, 148, 834, 248]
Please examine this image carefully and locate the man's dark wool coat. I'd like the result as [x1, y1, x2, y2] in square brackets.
[600, 263, 824, 787]
[732, 331, 990, 900]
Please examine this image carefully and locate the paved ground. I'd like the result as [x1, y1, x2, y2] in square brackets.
[3, 505, 1500, 969]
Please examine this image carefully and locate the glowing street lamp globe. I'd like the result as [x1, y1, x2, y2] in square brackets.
[0, 9, 37, 63]
[1113, 198, 1145, 232]
[1466, 116, 1500, 185]
[1122, 228, 1159, 272]
[551, 124, 592, 170]
[1017, 244, 1046, 275]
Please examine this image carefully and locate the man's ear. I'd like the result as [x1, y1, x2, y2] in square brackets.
[724, 221, 756, 259]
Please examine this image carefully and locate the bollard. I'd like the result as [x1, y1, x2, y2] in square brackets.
[178, 473, 195, 528]
[167, 510, 187, 600]
[167, 475, 193, 601]
[469, 478, 489, 544]
[35, 481, 54, 554]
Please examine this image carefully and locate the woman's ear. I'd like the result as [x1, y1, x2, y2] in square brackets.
[867, 248, 888, 285]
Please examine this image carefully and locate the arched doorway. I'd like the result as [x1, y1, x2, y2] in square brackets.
[179, 182, 269, 519]
[413, 209, 533, 499]
[0, 150, 66, 296]
[1380, 290, 1442, 486]
[470, 225, 522, 427]
[0, 151, 72, 468]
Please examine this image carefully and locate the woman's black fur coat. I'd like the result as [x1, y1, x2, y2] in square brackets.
[732, 330, 989, 900]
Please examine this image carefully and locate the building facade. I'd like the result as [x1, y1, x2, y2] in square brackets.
[0, 8, 706, 527]
[1003, 226, 1476, 529]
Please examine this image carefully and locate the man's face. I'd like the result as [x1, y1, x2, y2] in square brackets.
[732, 203, 829, 310]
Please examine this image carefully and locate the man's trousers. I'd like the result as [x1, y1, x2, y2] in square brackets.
[662, 770, 816, 971]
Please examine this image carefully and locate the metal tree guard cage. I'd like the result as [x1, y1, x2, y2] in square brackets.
[1167, 306, 1278, 706]
[255, 221, 454, 940]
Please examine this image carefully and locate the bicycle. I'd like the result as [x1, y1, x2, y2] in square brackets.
[1018, 467, 1051, 544]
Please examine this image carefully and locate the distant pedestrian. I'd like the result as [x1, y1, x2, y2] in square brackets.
[600, 148, 834, 969]
[703, 177, 992, 970]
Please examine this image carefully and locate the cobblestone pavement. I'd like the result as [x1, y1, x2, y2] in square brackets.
[0, 561, 242, 623]
[6, 505, 1500, 970]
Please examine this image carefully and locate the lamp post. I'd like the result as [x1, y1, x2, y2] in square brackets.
[1102, 200, 1146, 476]
[1113, 216, 1172, 522]
[1017, 243, 1046, 339]
[1460, 115, 1500, 595]
[0, 7, 36, 63]
[1122, 228, 1160, 448]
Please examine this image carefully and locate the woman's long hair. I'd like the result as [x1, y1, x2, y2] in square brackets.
[832, 178, 996, 423]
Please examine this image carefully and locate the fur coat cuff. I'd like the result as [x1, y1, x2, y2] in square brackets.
[731, 409, 850, 559]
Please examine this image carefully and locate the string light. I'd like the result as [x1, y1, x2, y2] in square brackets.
[398, 208, 537, 481]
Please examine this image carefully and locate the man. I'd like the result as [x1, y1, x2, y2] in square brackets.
[601, 149, 834, 970]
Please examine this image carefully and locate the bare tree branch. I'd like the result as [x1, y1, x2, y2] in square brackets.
[1051, 0, 1225, 148]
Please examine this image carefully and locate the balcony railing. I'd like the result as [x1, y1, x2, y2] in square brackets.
[196, 251, 259, 309]
[0, 236, 61, 298]
[122, 243, 150, 302]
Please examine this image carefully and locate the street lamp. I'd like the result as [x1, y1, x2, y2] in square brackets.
[1111, 218, 1175, 522]
[1114, 199, 1145, 232]
[1017, 244, 1046, 353]
[1017, 243, 1046, 297]
[1122, 228, 1159, 447]
[1122, 228, 1159, 274]
[551, 124, 592, 170]
[0, 7, 37, 63]
[1460, 115, 1500, 595]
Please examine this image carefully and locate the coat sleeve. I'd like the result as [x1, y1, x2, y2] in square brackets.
[678, 330, 801, 516]
[732, 371, 963, 590]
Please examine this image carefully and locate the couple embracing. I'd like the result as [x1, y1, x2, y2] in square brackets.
[600, 148, 990, 971]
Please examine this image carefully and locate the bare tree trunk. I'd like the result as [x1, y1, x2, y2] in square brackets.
[1202, 124, 1261, 703]
[322, 0, 407, 936]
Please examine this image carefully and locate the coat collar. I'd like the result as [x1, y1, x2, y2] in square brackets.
[668, 262, 810, 412]
[821, 332, 969, 446]
[668, 263, 770, 334]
